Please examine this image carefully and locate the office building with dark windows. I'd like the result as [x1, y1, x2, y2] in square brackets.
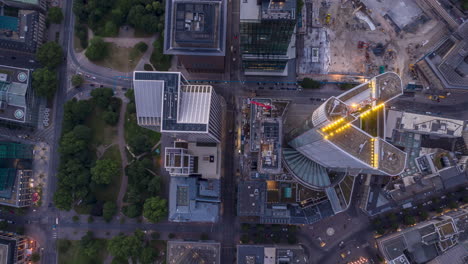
[164, 0, 227, 73]
[240, 0, 296, 76]
[0, 141, 34, 208]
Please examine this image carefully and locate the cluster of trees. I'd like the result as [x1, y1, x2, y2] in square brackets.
[71, 74, 84, 87]
[33, 42, 63, 99]
[73, 0, 165, 37]
[53, 89, 121, 213]
[339, 83, 357, 90]
[90, 88, 121, 125]
[53, 99, 94, 210]
[150, 34, 171, 71]
[85, 37, 109, 61]
[122, 158, 165, 221]
[372, 189, 468, 235]
[300, 78, 321, 89]
[107, 230, 157, 264]
[47, 7, 64, 24]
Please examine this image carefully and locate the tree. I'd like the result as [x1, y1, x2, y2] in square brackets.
[301, 78, 321, 89]
[449, 201, 458, 209]
[72, 125, 92, 141]
[140, 247, 157, 264]
[419, 211, 429, 221]
[111, 8, 125, 26]
[31, 252, 40, 262]
[135, 42, 148, 53]
[107, 235, 143, 260]
[103, 111, 119, 125]
[63, 99, 93, 133]
[36, 42, 63, 69]
[103, 201, 117, 222]
[53, 188, 73, 211]
[48, 7, 64, 24]
[72, 215, 79, 222]
[32, 68, 58, 99]
[91, 159, 119, 185]
[71, 75, 84, 87]
[109, 97, 122, 112]
[147, 176, 161, 196]
[144, 64, 153, 71]
[104, 21, 118, 36]
[85, 37, 109, 61]
[126, 159, 153, 195]
[128, 135, 151, 154]
[91, 87, 114, 108]
[57, 239, 71, 253]
[122, 204, 141, 218]
[404, 215, 416, 226]
[80, 231, 99, 257]
[143, 197, 168, 223]
[59, 131, 87, 157]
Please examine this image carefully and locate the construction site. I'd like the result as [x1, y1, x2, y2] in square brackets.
[297, 0, 459, 86]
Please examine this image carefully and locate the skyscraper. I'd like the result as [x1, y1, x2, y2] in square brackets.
[240, 0, 296, 76]
[283, 72, 407, 190]
[164, 0, 227, 73]
[133, 71, 222, 143]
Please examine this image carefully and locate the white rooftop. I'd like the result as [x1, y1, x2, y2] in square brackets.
[178, 85, 212, 124]
[240, 0, 260, 20]
[133, 78, 164, 126]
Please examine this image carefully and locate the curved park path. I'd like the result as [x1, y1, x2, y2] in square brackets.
[116, 95, 129, 214]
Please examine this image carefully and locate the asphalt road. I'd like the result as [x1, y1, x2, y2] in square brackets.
[8, 0, 468, 263]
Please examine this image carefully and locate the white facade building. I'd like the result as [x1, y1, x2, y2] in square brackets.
[133, 71, 222, 143]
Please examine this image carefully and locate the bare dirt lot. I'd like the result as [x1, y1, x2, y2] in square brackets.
[298, 0, 450, 85]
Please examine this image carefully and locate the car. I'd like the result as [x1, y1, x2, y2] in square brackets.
[310, 98, 315, 100]
[6, 220, 14, 224]
[90, 84, 95, 87]
[99, 84, 104, 88]
[91, 76, 97, 80]
[280, 87, 286, 90]
[321, 98, 327, 101]
[258, 87, 264, 90]
[269, 87, 274, 90]
[425, 112, 432, 115]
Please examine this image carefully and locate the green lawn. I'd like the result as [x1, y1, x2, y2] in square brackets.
[94, 145, 123, 203]
[94, 43, 144, 72]
[124, 110, 161, 148]
[86, 106, 118, 148]
[58, 240, 108, 264]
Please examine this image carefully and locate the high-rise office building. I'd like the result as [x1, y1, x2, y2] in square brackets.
[284, 72, 407, 189]
[240, 0, 296, 76]
[133, 71, 222, 143]
[164, 0, 227, 73]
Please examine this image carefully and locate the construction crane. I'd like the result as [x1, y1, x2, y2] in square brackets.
[250, 100, 272, 109]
